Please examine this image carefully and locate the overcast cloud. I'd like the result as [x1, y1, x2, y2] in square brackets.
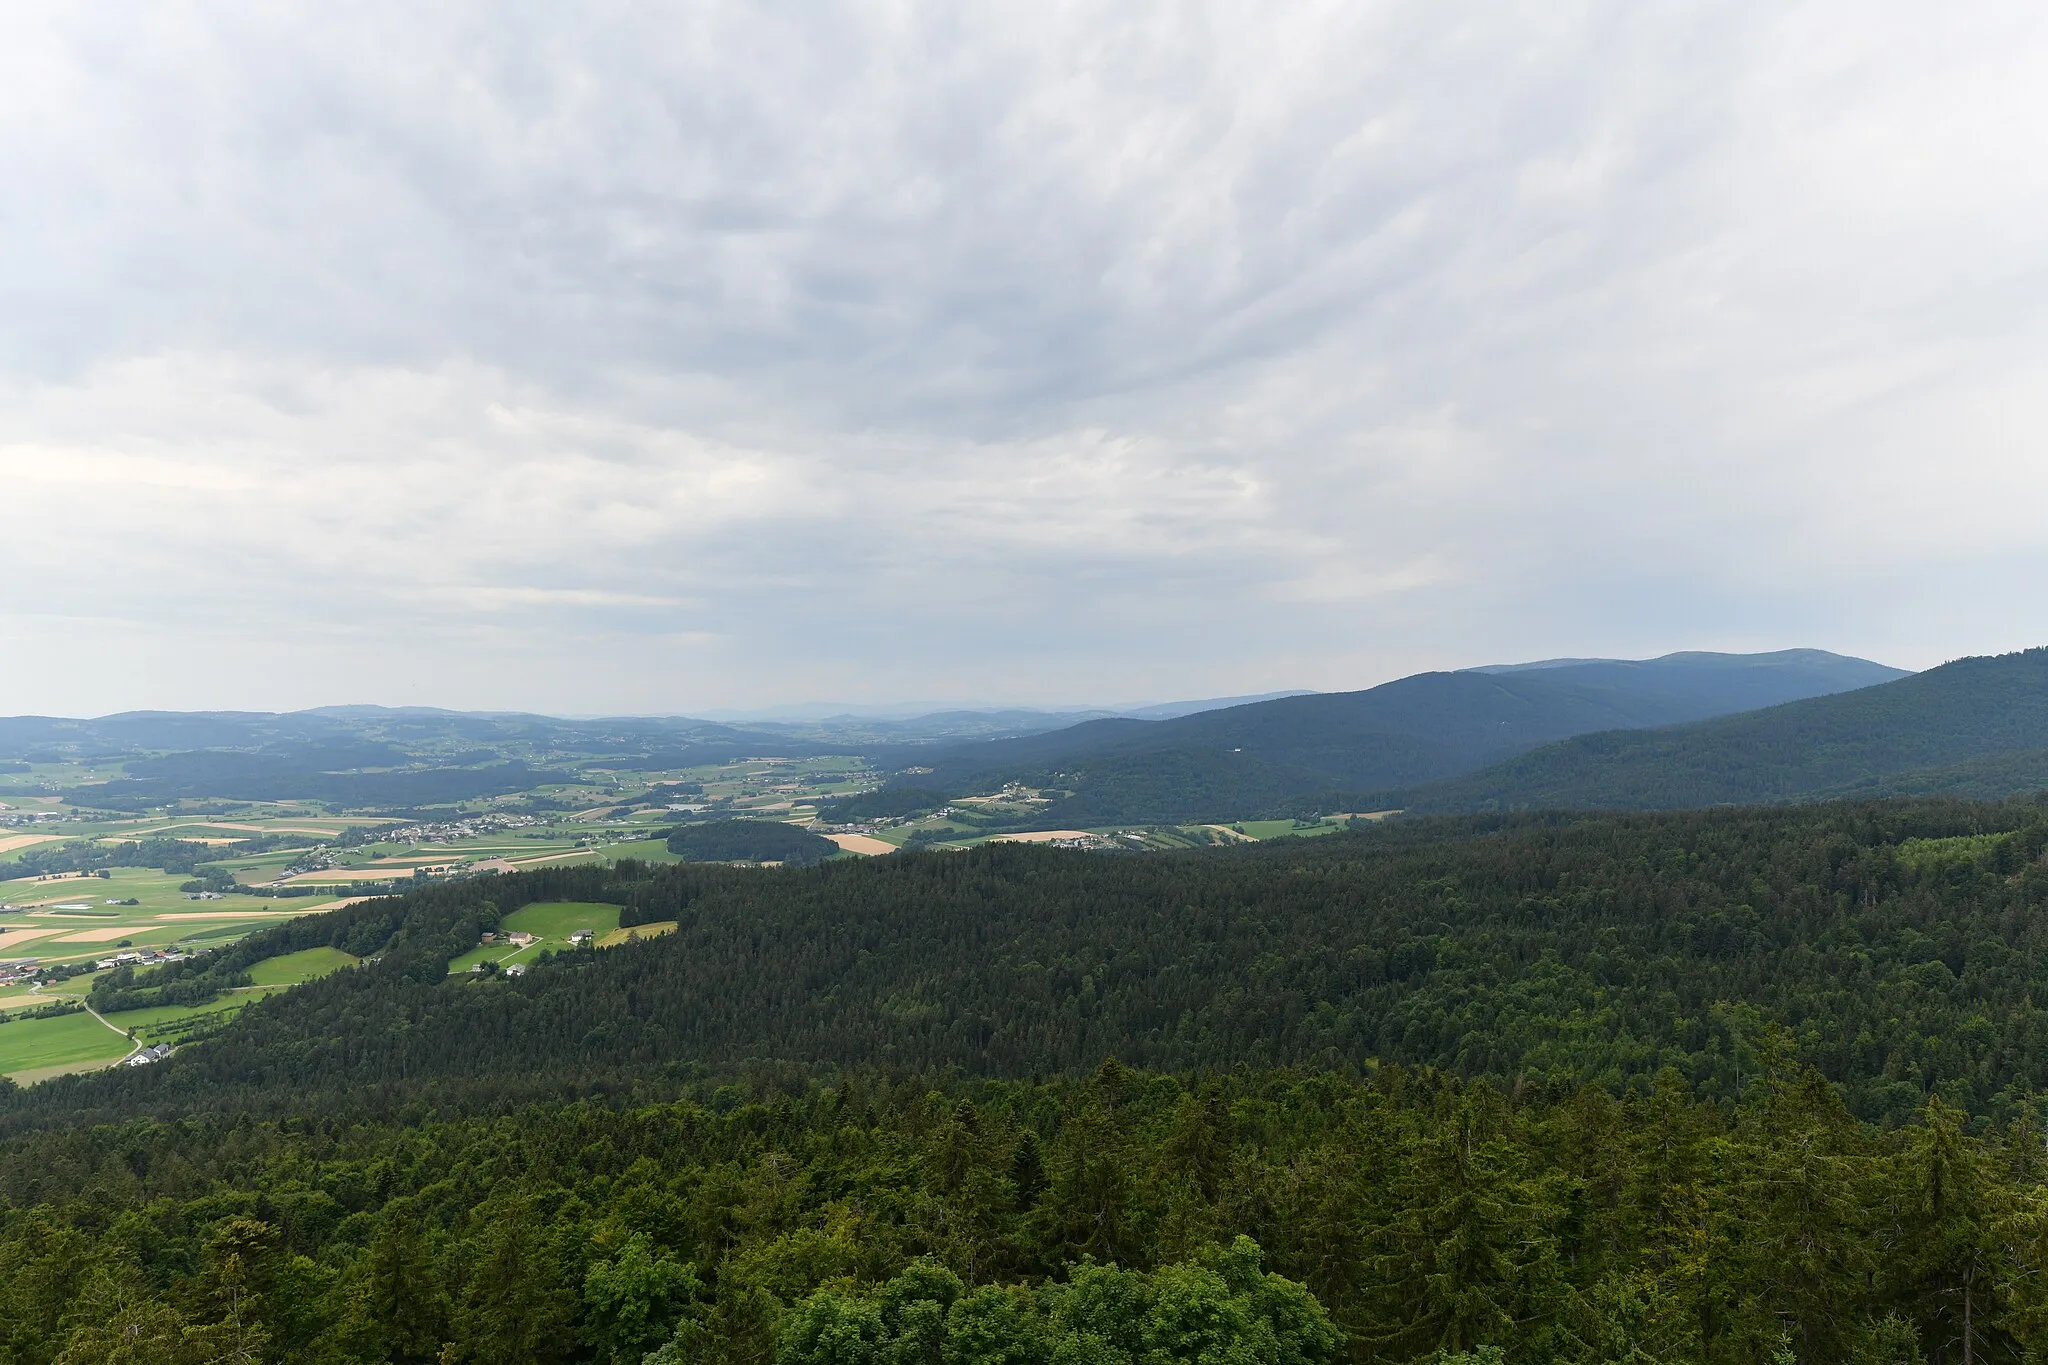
[3, 2, 2047, 715]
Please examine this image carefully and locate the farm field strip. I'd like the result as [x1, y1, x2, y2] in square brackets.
[0, 834, 70, 854]
[279, 869, 427, 883]
[15, 893, 117, 910]
[0, 927, 82, 947]
[1, 866, 309, 968]
[153, 910, 309, 921]
[826, 833, 896, 855]
[114, 822, 346, 837]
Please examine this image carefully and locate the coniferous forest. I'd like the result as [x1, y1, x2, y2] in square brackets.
[13, 798, 2048, 1362]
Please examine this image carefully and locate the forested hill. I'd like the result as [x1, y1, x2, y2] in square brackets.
[901, 649, 1905, 823]
[1397, 646, 2048, 811]
[17, 794, 2048, 1127]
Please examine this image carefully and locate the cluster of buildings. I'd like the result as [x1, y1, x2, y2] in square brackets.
[93, 948, 191, 971]
[123, 1044, 173, 1066]
[388, 813, 543, 844]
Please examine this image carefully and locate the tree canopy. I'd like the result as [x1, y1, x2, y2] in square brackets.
[664, 819, 838, 866]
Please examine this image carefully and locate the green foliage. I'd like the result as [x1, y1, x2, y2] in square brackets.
[583, 1234, 699, 1365]
[1, 1068, 2047, 1365]
[88, 954, 252, 1014]
[818, 787, 950, 822]
[767, 1239, 1338, 1365]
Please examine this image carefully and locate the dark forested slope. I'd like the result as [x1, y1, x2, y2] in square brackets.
[18, 796, 2048, 1127]
[1400, 647, 2048, 811]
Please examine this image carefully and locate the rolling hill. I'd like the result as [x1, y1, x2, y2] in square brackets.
[12, 794, 2046, 1128]
[898, 649, 1907, 823]
[1397, 646, 2048, 810]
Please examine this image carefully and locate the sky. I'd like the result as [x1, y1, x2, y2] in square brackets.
[5, 2, 2048, 717]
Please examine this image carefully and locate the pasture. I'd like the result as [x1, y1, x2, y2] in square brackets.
[0, 1009, 131, 1079]
[247, 946, 360, 986]
[447, 900, 624, 975]
[502, 901, 623, 939]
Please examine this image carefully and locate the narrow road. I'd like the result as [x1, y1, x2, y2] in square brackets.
[81, 1001, 142, 1063]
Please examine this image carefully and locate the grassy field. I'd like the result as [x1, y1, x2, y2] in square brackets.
[0, 867, 311, 969]
[603, 837, 683, 863]
[0, 1009, 130, 1078]
[0, 875, 377, 1080]
[503, 901, 623, 939]
[248, 946, 360, 986]
[446, 901, 625, 975]
[1, 945, 364, 1080]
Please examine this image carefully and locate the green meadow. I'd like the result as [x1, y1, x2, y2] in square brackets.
[0, 1009, 130, 1079]
[446, 901, 623, 974]
[0, 924, 369, 1081]
[247, 945, 360, 986]
[502, 901, 622, 939]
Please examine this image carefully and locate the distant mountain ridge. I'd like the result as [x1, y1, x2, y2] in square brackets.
[893, 649, 1908, 823]
[1392, 647, 2048, 811]
[1463, 649, 1908, 725]
[0, 649, 1946, 821]
[0, 691, 1317, 762]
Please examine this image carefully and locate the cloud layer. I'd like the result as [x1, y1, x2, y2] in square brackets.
[4, 2, 2047, 714]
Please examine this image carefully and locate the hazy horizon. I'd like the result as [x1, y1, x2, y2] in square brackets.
[6, 4, 2046, 715]
[0, 649, 1920, 723]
